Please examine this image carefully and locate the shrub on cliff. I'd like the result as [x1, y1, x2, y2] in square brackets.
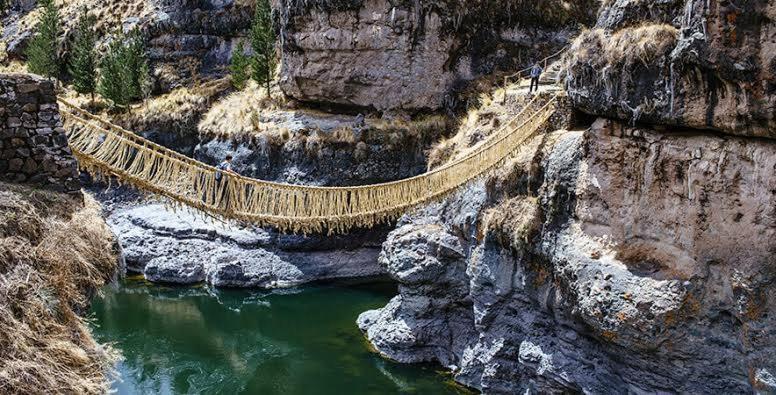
[26, 0, 61, 80]
[567, 25, 679, 70]
[68, 7, 98, 101]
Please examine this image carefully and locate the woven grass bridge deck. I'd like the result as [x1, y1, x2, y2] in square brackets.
[58, 94, 559, 234]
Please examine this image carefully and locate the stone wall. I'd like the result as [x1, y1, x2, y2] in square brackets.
[0, 74, 80, 193]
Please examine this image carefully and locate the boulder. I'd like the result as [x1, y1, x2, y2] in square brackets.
[144, 254, 205, 284]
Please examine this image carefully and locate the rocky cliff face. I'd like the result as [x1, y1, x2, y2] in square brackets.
[103, 198, 386, 288]
[359, 119, 776, 393]
[196, 108, 447, 185]
[275, 0, 597, 111]
[354, 4, 776, 388]
[565, 0, 775, 138]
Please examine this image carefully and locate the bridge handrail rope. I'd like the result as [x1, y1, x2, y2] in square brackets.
[58, 93, 558, 234]
[58, 91, 548, 190]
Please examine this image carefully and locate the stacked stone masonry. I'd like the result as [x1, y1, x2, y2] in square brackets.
[0, 73, 80, 193]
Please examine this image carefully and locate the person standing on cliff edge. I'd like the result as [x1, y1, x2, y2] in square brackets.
[529, 62, 543, 93]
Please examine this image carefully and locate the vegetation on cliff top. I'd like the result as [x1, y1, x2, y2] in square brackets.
[25, 0, 60, 80]
[568, 24, 679, 69]
[0, 183, 118, 394]
[68, 7, 98, 100]
[198, 81, 451, 151]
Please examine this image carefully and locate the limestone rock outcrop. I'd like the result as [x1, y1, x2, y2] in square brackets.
[107, 201, 386, 288]
[565, 0, 775, 138]
[360, 121, 776, 393]
[275, 0, 597, 111]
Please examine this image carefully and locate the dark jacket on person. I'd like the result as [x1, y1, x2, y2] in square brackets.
[215, 161, 232, 181]
[530, 65, 543, 78]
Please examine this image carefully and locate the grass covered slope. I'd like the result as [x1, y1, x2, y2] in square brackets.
[0, 183, 118, 394]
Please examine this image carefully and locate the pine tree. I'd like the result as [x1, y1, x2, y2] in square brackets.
[230, 41, 250, 90]
[98, 29, 149, 111]
[68, 7, 97, 102]
[249, 0, 276, 96]
[26, 0, 61, 80]
[124, 29, 146, 100]
[98, 34, 131, 109]
[138, 60, 153, 102]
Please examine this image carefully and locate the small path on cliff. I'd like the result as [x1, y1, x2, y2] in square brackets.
[504, 59, 565, 98]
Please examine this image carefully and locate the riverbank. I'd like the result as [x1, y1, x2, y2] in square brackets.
[0, 182, 119, 394]
[91, 187, 388, 288]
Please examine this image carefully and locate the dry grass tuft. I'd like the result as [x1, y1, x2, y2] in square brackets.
[426, 91, 515, 170]
[0, 192, 44, 242]
[0, 62, 29, 74]
[199, 80, 450, 153]
[606, 24, 679, 65]
[484, 197, 542, 250]
[198, 82, 286, 141]
[568, 24, 679, 69]
[119, 87, 214, 134]
[0, 183, 119, 395]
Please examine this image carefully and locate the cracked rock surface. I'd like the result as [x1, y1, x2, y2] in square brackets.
[109, 203, 386, 288]
[360, 122, 776, 393]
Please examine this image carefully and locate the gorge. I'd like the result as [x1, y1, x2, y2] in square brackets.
[1, 0, 774, 393]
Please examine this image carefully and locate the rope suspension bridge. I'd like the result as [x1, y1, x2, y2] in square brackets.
[57, 91, 559, 234]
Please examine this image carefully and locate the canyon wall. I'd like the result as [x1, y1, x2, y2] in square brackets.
[274, 0, 597, 111]
[360, 120, 776, 394]
[358, 0, 776, 393]
[565, 0, 775, 138]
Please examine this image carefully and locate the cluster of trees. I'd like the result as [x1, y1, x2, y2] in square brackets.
[25, 0, 278, 107]
[26, 0, 151, 111]
[230, 0, 276, 96]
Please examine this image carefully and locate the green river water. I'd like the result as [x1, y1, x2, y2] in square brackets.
[89, 277, 466, 395]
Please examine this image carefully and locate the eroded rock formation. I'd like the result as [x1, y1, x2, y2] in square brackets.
[360, 120, 776, 393]
[275, 0, 597, 111]
[565, 0, 775, 138]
